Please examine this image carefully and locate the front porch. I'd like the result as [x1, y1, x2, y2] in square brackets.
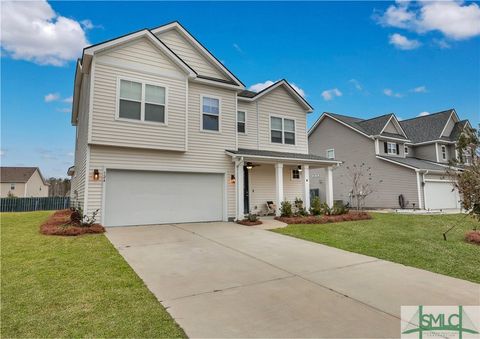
[226, 148, 341, 220]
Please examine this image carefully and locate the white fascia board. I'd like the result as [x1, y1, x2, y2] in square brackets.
[373, 135, 411, 142]
[191, 77, 244, 91]
[151, 22, 244, 87]
[225, 151, 342, 165]
[83, 30, 196, 77]
[412, 140, 456, 146]
[309, 113, 373, 140]
[71, 60, 83, 126]
[376, 156, 448, 173]
[389, 114, 408, 138]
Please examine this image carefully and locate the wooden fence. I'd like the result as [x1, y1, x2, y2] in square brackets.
[0, 197, 70, 212]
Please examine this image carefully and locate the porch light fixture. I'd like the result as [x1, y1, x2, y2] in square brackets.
[230, 174, 236, 184]
[93, 169, 100, 181]
[297, 165, 302, 172]
[246, 162, 253, 170]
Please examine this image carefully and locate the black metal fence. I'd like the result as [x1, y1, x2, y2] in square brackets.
[0, 197, 70, 212]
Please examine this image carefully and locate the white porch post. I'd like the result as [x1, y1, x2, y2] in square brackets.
[236, 160, 244, 220]
[325, 166, 334, 208]
[303, 165, 310, 211]
[275, 163, 284, 216]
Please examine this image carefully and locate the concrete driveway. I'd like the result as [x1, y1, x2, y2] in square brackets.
[106, 222, 479, 338]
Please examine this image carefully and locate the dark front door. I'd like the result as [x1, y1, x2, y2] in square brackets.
[243, 166, 249, 214]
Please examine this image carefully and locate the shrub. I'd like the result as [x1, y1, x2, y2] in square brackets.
[310, 196, 322, 216]
[333, 201, 349, 215]
[70, 207, 99, 227]
[275, 211, 371, 224]
[465, 230, 480, 245]
[247, 213, 259, 222]
[41, 209, 105, 236]
[280, 201, 293, 217]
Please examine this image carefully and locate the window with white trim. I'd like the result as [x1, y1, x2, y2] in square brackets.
[387, 142, 397, 155]
[119, 79, 166, 123]
[291, 169, 300, 180]
[441, 145, 447, 160]
[326, 149, 335, 159]
[270, 116, 295, 144]
[10, 183, 15, 190]
[404, 146, 409, 154]
[202, 96, 220, 131]
[237, 111, 246, 133]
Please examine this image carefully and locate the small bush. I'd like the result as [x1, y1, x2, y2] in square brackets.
[41, 209, 105, 236]
[275, 211, 371, 224]
[465, 230, 480, 245]
[333, 201, 349, 215]
[237, 214, 262, 226]
[280, 201, 293, 217]
[70, 207, 99, 227]
[310, 196, 322, 216]
[247, 213, 259, 222]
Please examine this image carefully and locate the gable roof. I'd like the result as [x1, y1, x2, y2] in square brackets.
[0, 167, 47, 184]
[399, 109, 456, 143]
[238, 80, 314, 113]
[151, 21, 244, 87]
[448, 120, 471, 141]
[376, 156, 456, 172]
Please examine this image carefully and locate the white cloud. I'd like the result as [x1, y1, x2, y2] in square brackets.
[321, 88, 342, 101]
[389, 33, 421, 50]
[412, 85, 427, 93]
[349, 79, 363, 91]
[233, 43, 243, 53]
[378, 0, 480, 40]
[63, 96, 73, 103]
[0, 1, 90, 66]
[383, 88, 403, 98]
[433, 38, 451, 49]
[0, 149, 5, 157]
[44, 93, 60, 102]
[248, 80, 306, 97]
[56, 108, 71, 113]
[418, 111, 430, 116]
[67, 152, 74, 157]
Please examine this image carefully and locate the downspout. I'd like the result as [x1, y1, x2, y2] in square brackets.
[256, 101, 259, 149]
[422, 170, 429, 210]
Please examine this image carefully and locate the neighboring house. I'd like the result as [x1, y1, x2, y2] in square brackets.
[69, 21, 340, 227]
[308, 109, 472, 210]
[0, 167, 49, 198]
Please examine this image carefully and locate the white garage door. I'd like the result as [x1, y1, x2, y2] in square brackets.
[105, 170, 224, 226]
[424, 181, 460, 210]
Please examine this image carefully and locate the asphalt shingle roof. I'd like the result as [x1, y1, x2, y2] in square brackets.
[1, 167, 38, 183]
[226, 148, 338, 162]
[357, 114, 394, 135]
[238, 90, 257, 98]
[377, 156, 450, 171]
[399, 109, 453, 143]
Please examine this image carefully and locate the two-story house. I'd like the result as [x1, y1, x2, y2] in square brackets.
[308, 109, 472, 210]
[69, 21, 340, 227]
[0, 167, 49, 198]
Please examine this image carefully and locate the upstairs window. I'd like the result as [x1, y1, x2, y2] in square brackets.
[271, 116, 295, 145]
[404, 146, 409, 154]
[441, 145, 447, 160]
[385, 142, 397, 155]
[202, 96, 220, 131]
[118, 79, 166, 123]
[237, 111, 246, 133]
[10, 183, 15, 190]
[326, 149, 335, 159]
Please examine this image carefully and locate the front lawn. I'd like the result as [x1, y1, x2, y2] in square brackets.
[1, 211, 186, 338]
[273, 213, 480, 283]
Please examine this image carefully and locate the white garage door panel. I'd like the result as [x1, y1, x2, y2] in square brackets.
[105, 170, 224, 226]
[424, 181, 460, 210]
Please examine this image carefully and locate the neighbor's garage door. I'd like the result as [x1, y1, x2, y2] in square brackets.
[104, 170, 224, 226]
[424, 181, 460, 210]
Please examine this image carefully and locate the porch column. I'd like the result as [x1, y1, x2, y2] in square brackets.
[325, 166, 334, 208]
[303, 165, 310, 211]
[275, 163, 284, 216]
[236, 160, 244, 220]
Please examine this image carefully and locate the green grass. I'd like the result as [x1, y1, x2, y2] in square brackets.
[273, 213, 480, 283]
[1, 211, 186, 338]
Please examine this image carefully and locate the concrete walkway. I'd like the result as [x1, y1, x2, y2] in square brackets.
[106, 222, 479, 338]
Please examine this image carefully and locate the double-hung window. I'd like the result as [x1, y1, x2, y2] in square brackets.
[404, 146, 409, 154]
[202, 96, 220, 131]
[291, 169, 300, 180]
[237, 111, 246, 133]
[387, 142, 397, 155]
[10, 183, 15, 190]
[326, 149, 335, 159]
[441, 145, 447, 160]
[270, 116, 295, 145]
[118, 79, 166, 123]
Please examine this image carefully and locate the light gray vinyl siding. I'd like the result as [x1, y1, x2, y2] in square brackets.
[237, 101, 258, 149]
[383, 120, 402, 134]
[257, 86, 308, 154]
[437, 143, 450, 163]
[442, 116, 455, 137]
[70, 73, 91, 208]
[91, 38, 188, 151]
[155, 29, 229, 81]
[414, 144, 437, 162]
[309, 116, 419, 209]
[85, 82, 238, 221]
[377, 138, 406, 157]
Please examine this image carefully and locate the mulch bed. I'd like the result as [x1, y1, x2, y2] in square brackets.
[236, 220, 263, 226]
[40, 209, 105, 236]
[465, 230, 480, 245]
[275, 211, 372, 224]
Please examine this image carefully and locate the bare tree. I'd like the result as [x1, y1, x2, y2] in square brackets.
[341, 163, 382, 210]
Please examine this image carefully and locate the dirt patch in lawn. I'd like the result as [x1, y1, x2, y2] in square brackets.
[275, 211, 372, 224]
[40, 209, 105, 236]
[465, 230, 480, 245]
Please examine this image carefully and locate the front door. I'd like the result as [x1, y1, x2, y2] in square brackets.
[243, 166, 249, 214]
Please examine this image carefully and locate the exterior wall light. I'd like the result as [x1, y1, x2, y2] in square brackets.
[230, 174, 236, 184]
[298, 165, 302, 172]
[93, 169, 100, 181]
[246, 162, 253, 170]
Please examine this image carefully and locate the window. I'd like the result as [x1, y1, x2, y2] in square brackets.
[441, 145, 447, 160]
[118, 79, 166, 123]
[10, 183, 15, 190]
[270, 116, 295, 145]
[237, 111, 246, 133]
[202, 96, 220, 131]
[387, 142, 397, 155]
[326, 149, 335, 159]
[404, 146, 409, 154]
[291, 169, 300, 180]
